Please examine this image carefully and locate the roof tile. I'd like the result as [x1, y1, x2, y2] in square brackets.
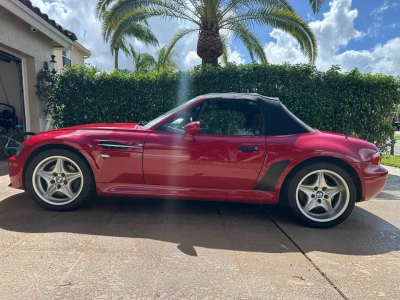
[18, 0, 78, 41]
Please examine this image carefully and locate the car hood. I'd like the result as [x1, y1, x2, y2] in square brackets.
[22, 123, 151, 148]
[64, 123, 145, 131]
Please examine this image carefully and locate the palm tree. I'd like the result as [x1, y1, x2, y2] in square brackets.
[95, 4, 159, 70]
[128, 44, 157, 73]
[155, 46, 179, 72]
[96, 0, 317, 66]
[127, 45, 179, 73]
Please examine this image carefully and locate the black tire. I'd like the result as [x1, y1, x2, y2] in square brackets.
[284, 162, 356, 228]
[25, 149, 93, 211]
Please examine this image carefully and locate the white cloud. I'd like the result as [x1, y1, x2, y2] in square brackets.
[228, 47, 246, 65]
[371, 1, 399, 20]
[264, 0, 400, 76]
[184, 51, 201, 68]
[264, 29, 308, 65]
[30, 0, 198, 71]
[309, 0, 363, 68]
[368, 1, 400, 36]
[334, 38, 400, 75]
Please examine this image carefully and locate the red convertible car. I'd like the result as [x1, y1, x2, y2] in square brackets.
[8, 93, 388, 228]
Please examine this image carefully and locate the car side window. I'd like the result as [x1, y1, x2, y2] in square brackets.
[157, 103, 202, 133]
[199, 100, 264, 136]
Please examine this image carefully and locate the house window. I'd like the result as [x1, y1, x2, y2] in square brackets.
[62, 51, 71, 67]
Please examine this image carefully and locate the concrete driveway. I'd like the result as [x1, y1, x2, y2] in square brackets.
[0, 161, 399, 300]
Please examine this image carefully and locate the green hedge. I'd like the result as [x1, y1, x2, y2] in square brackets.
[37, 63, 400, 152]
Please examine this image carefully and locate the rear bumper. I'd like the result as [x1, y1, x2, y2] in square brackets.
[356, 162, 388, 201]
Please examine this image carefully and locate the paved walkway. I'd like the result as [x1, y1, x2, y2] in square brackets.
[0, 161, 399, 299]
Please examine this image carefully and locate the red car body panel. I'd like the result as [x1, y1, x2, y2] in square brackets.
[8, 95, 388, 205]
[143, 131, 267, 189]
[96, 183, 275, 203]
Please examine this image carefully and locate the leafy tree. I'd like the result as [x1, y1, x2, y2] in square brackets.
[96, 0, 317, 66]
[95, 3, 158, 69]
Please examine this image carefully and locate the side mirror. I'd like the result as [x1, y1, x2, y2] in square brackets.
[183, 121, 200, 140]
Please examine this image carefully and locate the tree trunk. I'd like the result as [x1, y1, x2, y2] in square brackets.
[197, 29, 223, 66]
[114, 43, 120, 70]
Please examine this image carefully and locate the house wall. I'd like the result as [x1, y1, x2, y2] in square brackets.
[71, 47, 85, 67]
[53, 49, 64, 71]
[54, 47, 85, 73]
[0, 6, 54, 132]
[0, 60, 23, 125]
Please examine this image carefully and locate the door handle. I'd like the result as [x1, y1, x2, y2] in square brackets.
[237, 146, 259, 151]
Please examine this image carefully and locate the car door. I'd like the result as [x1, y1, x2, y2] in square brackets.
[143, 98, 267, 190]
[192, 98, 267, 189]
[143, 102, 203, 186]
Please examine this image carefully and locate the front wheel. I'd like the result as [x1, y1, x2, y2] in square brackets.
[284, 162, 356, 228]
[26, 149, 93, 211]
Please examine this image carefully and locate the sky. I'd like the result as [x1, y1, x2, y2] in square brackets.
[30, 0, 400, 75]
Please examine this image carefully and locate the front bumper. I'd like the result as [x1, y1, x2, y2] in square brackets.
[356, 162, 388, 201]
[8, 146, 30, 190]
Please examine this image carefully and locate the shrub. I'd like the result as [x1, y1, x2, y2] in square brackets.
[37, 63, 400, 152]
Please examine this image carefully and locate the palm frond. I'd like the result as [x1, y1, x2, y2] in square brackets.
[109, 20, 159, 51]
[104, 0, 199, 31]
[220, 35, 229, 65]
[309, 0, 325, 13]
[94, 0, 116, 20]
[220, 0, 295, 21]
[119, 39, 130, 56]
[163, 28, 199, 66]
[226, 22, 267, 64]
[156, 46, 179, 71]
[222, 9, 317, 62]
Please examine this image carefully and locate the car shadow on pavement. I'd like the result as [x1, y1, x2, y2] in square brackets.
[0, 191, 398, 257]
[0, 161, 8, 176]
[263, 204, 400, 256]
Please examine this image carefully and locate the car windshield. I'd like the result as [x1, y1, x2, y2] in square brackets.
[143, 97, 200, 129]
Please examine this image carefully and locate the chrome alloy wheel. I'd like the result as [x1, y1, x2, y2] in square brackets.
[295, 170, 350, 222]
[32, 156, 84, 205]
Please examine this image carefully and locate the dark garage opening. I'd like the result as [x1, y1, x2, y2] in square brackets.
[0, 49, 25, 132]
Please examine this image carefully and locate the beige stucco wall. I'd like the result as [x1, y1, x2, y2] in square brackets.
[71, 47, 85, 66]
[0, 60, 23, 124]
[54, 46, 85, 73]
[0, 6, 53, 132]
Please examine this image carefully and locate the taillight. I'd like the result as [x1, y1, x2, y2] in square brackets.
[371, 152, 380, 165]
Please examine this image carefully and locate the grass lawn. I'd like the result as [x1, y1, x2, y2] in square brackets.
[381, 155, 400, 167]
[395, 136, 400, 140]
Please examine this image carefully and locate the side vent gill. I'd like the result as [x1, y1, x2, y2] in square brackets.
[98, 141, 133, 150]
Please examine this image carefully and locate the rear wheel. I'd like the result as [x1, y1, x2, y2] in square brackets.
[26, 149, 93, 211]
[285, 162, 356, 228]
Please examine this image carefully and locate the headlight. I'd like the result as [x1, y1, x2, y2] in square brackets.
[14, 144, 25, 157]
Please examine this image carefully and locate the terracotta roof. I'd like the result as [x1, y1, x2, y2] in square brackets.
[18, 0, 78, 41]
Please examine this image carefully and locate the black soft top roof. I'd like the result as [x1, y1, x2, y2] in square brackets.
[203, 92, 279, 102]
[202, 93, 314, 136]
